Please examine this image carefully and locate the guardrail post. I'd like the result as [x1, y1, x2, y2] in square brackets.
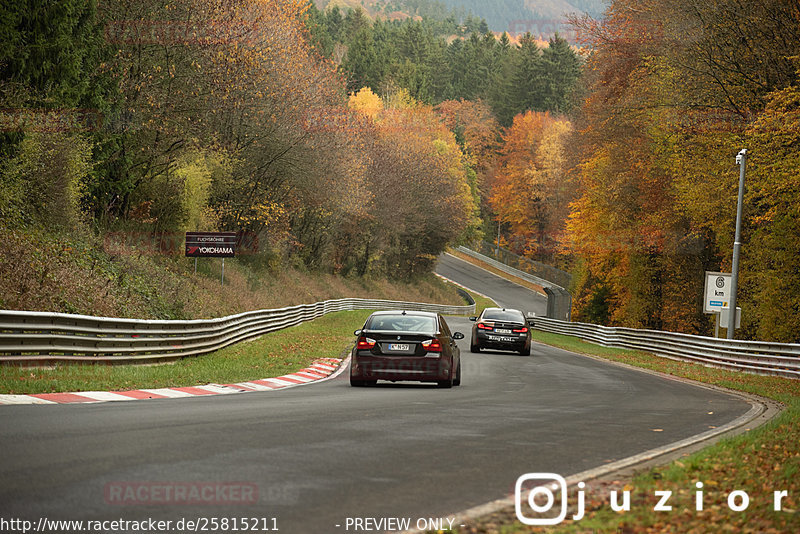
[557, 288, 572, 321]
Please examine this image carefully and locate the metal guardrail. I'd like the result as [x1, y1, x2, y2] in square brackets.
[455, 246, 572, 321]
[0, 298, 475, 365]
[532, 316, 800, 379]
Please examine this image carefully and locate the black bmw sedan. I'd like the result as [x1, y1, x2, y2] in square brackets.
[350, 310, 464, 388]
[469, 307, 532, 355]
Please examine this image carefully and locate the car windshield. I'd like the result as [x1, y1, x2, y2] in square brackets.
[366, 315, 437, 334]
[482, 310, 524, 323]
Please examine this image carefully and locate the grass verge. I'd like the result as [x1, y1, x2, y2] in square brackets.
[0, 310, 372, 395]
[455, 330, 800, 533]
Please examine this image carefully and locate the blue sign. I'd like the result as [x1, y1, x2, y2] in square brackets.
[710, 301, 723, 307]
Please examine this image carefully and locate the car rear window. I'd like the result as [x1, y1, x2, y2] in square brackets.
[366, 315, 437, 334]
[482, 310, 525, 323]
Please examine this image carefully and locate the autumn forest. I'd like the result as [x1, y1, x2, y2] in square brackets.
[1, 0, 799, 342]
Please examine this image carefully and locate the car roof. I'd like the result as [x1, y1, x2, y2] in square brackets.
[368, 310, 439, 318]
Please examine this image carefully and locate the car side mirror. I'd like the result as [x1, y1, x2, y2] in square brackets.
[452, 332, 465, 340]
[354, 330, 361, 336]
[468, 316, 477, 321]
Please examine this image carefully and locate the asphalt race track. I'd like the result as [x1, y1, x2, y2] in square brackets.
[0, 257, 753, 532]
[435, 253, 548, 315]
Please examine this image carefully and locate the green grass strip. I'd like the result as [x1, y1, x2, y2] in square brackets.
[0, 310, 373, 395]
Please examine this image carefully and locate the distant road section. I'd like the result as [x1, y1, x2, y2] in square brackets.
[435, 253, 547, 315]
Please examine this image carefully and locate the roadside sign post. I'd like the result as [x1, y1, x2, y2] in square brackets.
[185, 232, 236, 286]
[704, 271, 734, 338]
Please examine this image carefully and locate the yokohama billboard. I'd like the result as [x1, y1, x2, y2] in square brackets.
[185, 232, 237, 258]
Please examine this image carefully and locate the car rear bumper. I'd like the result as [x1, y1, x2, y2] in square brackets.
[350, 353, 453, 382]
[475, 331, 530, 350]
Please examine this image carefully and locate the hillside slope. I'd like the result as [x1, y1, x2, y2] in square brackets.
[0, 228, 466, 320]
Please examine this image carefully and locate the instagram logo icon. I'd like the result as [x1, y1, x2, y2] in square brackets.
[515, 473, 584, 525]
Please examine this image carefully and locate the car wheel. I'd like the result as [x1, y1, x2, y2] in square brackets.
[438, 366, 454, 388]
[470, 337, 481, 353]
[453, 359, 462, 386]
[520, 346, 531, 356]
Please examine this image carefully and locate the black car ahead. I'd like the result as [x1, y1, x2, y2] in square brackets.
[350, 310, 464, 388]
[469, 307, 532, 355]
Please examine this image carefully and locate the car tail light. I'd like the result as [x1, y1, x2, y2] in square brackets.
[357, 336, 376, 350]
[477, 323, 493, 330]
[513, 327, 529, 333]
[421, 339, 442, 352]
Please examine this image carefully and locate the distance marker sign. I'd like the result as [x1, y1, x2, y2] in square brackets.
[703, 271, 731, 313]
[185, 232, 236, 258]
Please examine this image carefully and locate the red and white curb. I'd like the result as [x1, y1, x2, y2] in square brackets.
[0, 358, 343, 405]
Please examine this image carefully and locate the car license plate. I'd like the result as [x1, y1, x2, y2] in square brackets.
[388, 343, 410, 351]
[495, 328, 512, 334]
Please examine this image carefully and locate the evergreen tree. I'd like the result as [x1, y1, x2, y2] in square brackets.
[0, 0, 121, 215]
[539, 34, 581, 113]
[427, 37, 450, 102]
[326, 6, 344, 42]
[304, 4, 334, 58]
[511, 33, 545, 116]
[487, 34, 517, 126]
[457, 32, 495, 100]
[343, 7, 371, 42]
[343, 26, 382, 93]
[498, 31, 511, 52]
[444, 38, 468, 100]
[0, 0, 108, 109]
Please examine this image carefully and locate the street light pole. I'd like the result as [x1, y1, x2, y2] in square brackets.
[728, 149, 747, 339]
[496, 218, 501, 257]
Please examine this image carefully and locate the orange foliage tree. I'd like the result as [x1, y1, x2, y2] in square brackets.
[488, 111, 572, 261]
[344, 87, 479, 278]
